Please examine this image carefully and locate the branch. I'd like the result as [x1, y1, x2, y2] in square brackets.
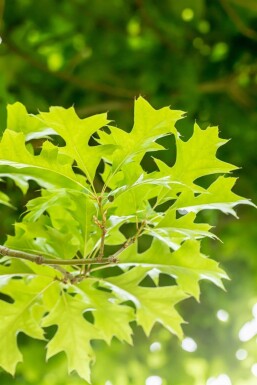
[0, 0, 5, 32]
[94, 196, 108, 260]
[135, 0, 178, 53]
[0, 245, 118, 266]
[0, 219, 147, 277]
[1, 34, 136, 98]
[198, 75, 254, 108]
[220, 0, 257, 40]
[76, 100, 132, 116]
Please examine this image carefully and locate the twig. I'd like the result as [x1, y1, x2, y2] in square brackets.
[220, 0, 257, 40]
[198, 75, 254, 108]
[0, 245, 118, 266]
[49, 264, 74, 283]
[0, 0, 5, 32]
[0, 218, 147, 282]
[91, 219, 147, 273]
[135, 0, 178, 53]
[76, 100, 132, 116]
[94, 196, 107, 259]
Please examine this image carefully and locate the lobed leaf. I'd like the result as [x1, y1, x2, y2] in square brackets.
[117, 240, 228, 300]
[0, 130, 86, 192]
[42, 287, 100, 382]
[0, 277, 54, 375]
[0, 97, 253, 381]
[104, 266, 188, 337]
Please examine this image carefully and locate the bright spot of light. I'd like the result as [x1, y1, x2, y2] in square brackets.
[206, 374, 232, 385]
[181, 337, 197, 352]
[217, 309, 229, 322]
[181, 8, 194, 22]
[252, 303, 257, 318]
[150, 342, 161, 353]
[105, 381, 113, 385]
[239, 319, 257, 341]
[236, 349, 248, 361]
[251, 363, 257, 376]
[145, 375, 162, 385]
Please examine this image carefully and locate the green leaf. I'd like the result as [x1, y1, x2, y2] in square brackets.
[148, 210, 216, 249]
[0, 130, 86, 192]
[7, 102, 57, 141]
[118, 240, 228, 300]
[173, 176, 256, 217]
[5, 218, 82, 260]
[0, 191, 14, 208]
[0, 97, 252, 381]
[42, 288, 101, 382]
[98, 96, 184, 178]
[0, 277, 53, 375]
[104, 266, 188, 337]
[77, 279, 134, 344]
[157, 123, 238, 192]
[38, 106, 115, 184]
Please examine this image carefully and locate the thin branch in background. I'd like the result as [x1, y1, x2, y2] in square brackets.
[1, 34, 136, 99]
[198, 75, 254, 108]
[220, 0, 257, 41]
[76, 101, 132, 116]
[135, 0, 178, 53]
[230, 0, 257, 13]
[0, 0, 5, 33]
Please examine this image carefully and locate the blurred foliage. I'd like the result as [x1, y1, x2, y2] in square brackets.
[0, 0, 256, 384]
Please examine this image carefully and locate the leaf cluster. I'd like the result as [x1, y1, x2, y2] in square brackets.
[0, 97, 252, 381]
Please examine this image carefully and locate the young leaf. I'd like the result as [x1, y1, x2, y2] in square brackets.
[38, 107, 115, 185]
[118, 240, 228, 300]
[0, 97, 253, 382]
[0, 277, 53, 375]
[0, 130, 85, 191]
[0, 191, 14, 208]
[42, 287, 101, 382]
[76, 279, 134, 344]
[104, 266, 188, 337]
[7, 102, 56, 141]
[173, 176, 256, 216]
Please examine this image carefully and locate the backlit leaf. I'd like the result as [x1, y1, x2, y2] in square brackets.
[0, 97, 252, 381]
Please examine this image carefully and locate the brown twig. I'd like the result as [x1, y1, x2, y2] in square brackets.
[94, 196, 108, 260]
[0, 245, 118, 266]
[0, 0, 5, 32]
[198, 75, 254, 108]
[0, 217, 147, 283]
[220, 0, 257, 40]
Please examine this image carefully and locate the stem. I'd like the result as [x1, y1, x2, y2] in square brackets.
[90, 220, 147, 273]
[0, 220, 146, 275]
[49, 264, 74, 282]
[97, 197, 107, 259]
[90, 239, 134, 274]
[0, 245, 117, 266]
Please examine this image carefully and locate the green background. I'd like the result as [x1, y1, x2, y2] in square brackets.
[0, 0, 256, 384]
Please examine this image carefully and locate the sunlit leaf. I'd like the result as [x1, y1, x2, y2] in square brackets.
[0, 97, 251, 381]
